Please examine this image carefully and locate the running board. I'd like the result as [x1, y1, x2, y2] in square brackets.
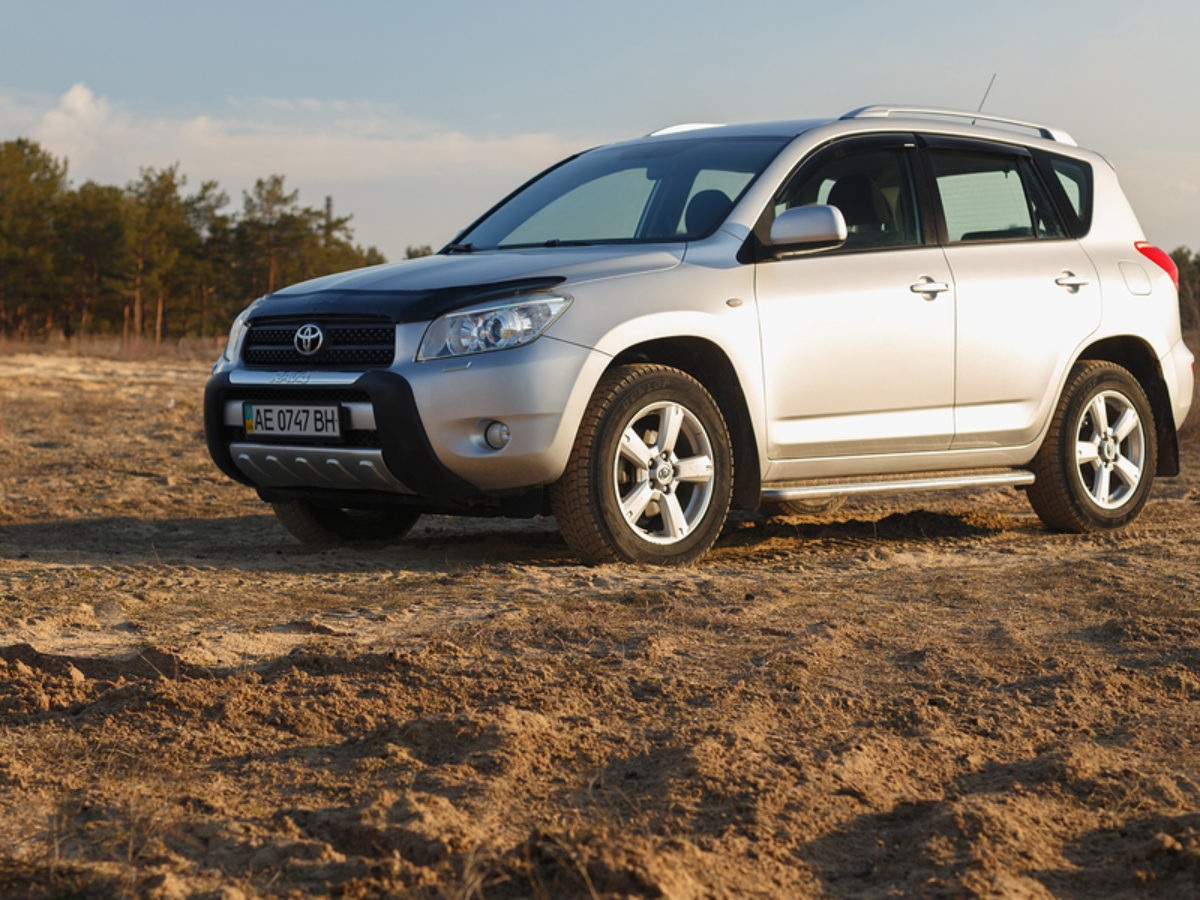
[761, 469, 1035, 501]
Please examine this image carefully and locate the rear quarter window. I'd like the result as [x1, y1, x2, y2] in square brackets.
[1038, 153, 1094, 237]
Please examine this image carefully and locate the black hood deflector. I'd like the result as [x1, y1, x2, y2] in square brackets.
[248, 276, 568, 325]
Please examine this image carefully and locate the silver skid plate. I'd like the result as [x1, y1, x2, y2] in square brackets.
[229, 443, 412, 494]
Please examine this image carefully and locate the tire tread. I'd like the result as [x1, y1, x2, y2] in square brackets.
[1026, 360, 1156, 532]
[549, 364, 731, 565]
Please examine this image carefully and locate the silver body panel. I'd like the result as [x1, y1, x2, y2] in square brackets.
[948, 240, 1101, 449]
[755, 246, 956, 461]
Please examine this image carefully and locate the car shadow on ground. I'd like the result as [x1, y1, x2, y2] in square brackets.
[713, 506, 1041, 557]
[0, 514, 573, 571]
[0, 505, 1039, 572]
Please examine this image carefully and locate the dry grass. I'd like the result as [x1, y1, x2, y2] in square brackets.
[0, 334, 223, 362]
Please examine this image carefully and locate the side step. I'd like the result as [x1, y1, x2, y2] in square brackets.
[761, 468, 1035, 502]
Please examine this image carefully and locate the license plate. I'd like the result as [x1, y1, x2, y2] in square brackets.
[242, 403, 341, 438]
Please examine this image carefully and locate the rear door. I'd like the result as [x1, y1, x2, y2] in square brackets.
[920, 138, 1101, 450]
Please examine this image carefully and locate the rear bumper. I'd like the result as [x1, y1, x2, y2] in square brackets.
[1164, 337, 1195, 431]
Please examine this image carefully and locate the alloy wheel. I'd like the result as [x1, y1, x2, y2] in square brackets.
[611, 400, 716, 545]
[1074, 389, 1146, 510]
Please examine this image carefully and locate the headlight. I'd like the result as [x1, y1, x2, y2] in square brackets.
[417, 293, 572, 361]
[222, 306, 253, 363]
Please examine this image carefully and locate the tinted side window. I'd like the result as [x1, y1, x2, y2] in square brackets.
[928, 150, 1067, 243]
[1018, 158, 1066, 239]
[929, 151, 1034, 242]
[1048, 155, 1093, 234]
[776, 147, 922, 251]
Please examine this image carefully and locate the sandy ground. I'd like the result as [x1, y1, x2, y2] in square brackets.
[1, 351, 1198, 898]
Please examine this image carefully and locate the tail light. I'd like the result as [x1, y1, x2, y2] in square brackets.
[1135, 241, 1179, 290]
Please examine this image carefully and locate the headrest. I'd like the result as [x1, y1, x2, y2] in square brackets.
[827, 175, 890, 228]
[685, 189, 733, 235]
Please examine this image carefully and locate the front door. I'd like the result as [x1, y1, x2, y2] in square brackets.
[755, 138, 955, 460]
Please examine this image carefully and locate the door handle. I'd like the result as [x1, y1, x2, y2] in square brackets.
[1055, 271, 1090, 291]
[910, 276, 950, 297]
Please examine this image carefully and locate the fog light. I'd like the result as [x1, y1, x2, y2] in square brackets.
[484, 420, 511, 450]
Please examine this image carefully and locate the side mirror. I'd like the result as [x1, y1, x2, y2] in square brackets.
[767, 205, 847, 255]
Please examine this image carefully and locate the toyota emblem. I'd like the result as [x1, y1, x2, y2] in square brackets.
[294, 323, 324, 356]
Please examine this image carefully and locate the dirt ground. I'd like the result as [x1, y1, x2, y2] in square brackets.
[1, 351, 1198, 899]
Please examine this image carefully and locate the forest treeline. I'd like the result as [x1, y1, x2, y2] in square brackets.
[2, 136, 1199, 343]
[0, 138, 402, 344]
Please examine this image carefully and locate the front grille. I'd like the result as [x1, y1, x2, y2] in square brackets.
[242, 319, 395, 369]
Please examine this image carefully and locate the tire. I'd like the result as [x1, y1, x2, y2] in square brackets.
[271, 500, 420, 547]
[1026, 360, 1157, 532]
[549, 364, 733, 565]
[760, 495, 847, 518]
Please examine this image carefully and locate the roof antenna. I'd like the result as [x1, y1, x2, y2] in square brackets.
[972, 73, 997, 123]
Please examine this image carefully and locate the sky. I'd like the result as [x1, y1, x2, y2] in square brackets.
[1, 0, 1197, 259]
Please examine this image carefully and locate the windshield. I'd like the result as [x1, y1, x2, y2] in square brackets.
[454, 135, 790, 250]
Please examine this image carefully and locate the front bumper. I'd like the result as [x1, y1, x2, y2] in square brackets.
[204, 336, 605, 501]
[205, 368, 486, 501]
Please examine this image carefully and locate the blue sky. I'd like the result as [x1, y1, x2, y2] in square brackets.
[2, 0, 1197, 257]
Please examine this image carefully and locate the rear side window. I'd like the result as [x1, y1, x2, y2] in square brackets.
[929, 150, 1065, 243]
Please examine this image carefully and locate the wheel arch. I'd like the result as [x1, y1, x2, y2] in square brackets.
[610, 337, 761, 509]
[1076, 335, 1179, 476]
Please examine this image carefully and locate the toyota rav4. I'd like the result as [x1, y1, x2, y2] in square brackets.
[204, 105, 1194, 565]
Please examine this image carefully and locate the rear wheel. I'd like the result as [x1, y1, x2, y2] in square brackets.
[271, 500, 420, 547]
[550, 364, 733, 565]
[1027, 361, 1157, 532]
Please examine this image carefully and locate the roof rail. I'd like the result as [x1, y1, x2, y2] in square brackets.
[840, 105, 1076, 146]
[648, 122, 725, 136]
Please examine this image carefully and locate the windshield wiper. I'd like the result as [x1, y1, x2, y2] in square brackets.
[442, 242, 477, 254]
[491, 239, 601, 251]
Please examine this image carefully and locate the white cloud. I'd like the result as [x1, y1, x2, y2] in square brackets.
[33, 83, 116, 167]
[1, 83, 602, 256]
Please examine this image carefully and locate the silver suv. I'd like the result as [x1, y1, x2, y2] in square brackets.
[205, 105, 1193, 565]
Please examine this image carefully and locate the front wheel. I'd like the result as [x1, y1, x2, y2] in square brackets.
[271, 500, 420, 547]
[1026, 360, 1157, 532]
[550, 364, 733, 565]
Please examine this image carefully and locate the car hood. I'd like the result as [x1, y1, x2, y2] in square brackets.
[249, 245, 684, 323]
